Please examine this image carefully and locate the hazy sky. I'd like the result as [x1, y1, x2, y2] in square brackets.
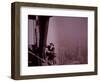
[47, 16, 88, 64]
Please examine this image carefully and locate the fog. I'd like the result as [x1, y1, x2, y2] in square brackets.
[47, 16, 88, 65]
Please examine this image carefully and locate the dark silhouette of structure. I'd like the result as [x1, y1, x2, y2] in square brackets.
[28, 15, 56, 66]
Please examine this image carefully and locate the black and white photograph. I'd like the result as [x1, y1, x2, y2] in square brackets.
[28, 15, 88, 66]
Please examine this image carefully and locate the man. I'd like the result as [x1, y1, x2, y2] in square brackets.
[45, 43, 56, 65]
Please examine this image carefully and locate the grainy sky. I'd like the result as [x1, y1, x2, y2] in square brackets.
[47, 16, 88, 65]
